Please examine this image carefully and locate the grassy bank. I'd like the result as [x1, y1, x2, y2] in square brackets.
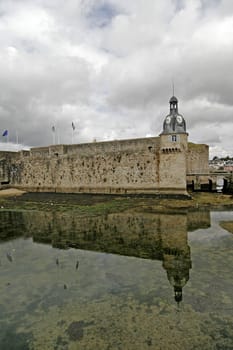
[0, 189, 232, 216]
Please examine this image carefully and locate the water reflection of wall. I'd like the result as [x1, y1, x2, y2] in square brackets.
[28, 212, 165, 259]
[29, 210, 210, 302]
[187, 211, 211, 231]
[0, 210, 210, 302]
[0, 211, 28, 241]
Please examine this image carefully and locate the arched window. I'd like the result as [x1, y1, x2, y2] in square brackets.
[172, 135, 177, 142]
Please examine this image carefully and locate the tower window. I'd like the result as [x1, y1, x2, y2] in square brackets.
[172, 135, 177, 142]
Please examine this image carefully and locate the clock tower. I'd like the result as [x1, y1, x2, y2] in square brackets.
[162, 96, 186, 135]
[159, 96, 189, 196]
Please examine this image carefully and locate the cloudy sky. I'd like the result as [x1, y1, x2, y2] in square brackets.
[0, 0, 233, 158]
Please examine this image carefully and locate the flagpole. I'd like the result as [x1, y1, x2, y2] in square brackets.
[71, 121, 75, 144]
[57, 127, 60, 144]
[52, 126, 55, 145]
[16, 131, 19, 146]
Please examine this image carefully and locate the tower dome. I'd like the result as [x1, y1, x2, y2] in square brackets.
[162, 96, 186, 134]
[169, 95, 178, 103]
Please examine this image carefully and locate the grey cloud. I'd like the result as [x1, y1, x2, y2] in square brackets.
[0, 0, 233, 156]
[86, 2, 121, 28]
[0, 50, 91, 146]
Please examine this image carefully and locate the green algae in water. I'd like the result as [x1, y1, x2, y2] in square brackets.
[0, 210, 233, 349]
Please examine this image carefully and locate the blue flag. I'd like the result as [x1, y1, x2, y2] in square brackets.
[2, 130, 8, 137]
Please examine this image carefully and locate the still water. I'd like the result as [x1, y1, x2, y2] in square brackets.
[0, 209, 233, 350]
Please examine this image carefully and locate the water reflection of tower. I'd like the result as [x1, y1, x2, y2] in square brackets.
[160, 214, 192, 304]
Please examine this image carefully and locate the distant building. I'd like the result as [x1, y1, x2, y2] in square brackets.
[224, 165, 233, 172]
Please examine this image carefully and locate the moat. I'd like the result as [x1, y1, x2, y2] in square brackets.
[0, 194, 233, 349]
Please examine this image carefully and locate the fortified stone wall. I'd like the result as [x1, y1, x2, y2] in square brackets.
[187, 143, 209, 174]
[0, 137, 209, 195]
[9, 137, 162, 194]
[0, 151, 18, 185]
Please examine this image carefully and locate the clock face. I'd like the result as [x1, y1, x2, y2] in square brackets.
[176, 115, 183, 124]
[166, 116, 171, 124]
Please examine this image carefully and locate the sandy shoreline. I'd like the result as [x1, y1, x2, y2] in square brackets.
[0, 188, 26, 197]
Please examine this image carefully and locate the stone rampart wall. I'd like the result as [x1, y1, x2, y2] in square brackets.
[9, 137, 163, 194]
[0, 151, 19, 185]
[0, 137, 209, 195]
[187, 143, 209, 174]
